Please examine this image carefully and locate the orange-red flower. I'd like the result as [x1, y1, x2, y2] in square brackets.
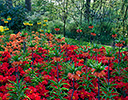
[28, 46, 37, 51]
[93, 48, 100, 52]
[74, 74, 80, 80]
[68, 73, 74, 80]
[68, 71, 82, 80]
[92, 69, 106, 78]
[1, 19, 4, 21]
[83, 52, 89, 57]
[76, 29, 82, 33]
[88, 26, 94, 29]
[76, 71, 82, 76]
[55, 37, 65, 43]
[9, 34, 17, 40]
[11, 61, 22, 67]
[122, 41, 125, 44]
[91, 33, 96, 36]
[104, 57, 114, 61]
[52, 57, 63, 62]
[112, 34, 117, 38]
[115, 43, 123, 47]
[54, 28, 60, 31]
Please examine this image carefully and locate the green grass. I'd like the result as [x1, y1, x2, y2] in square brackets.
[56, 34, 128, 51]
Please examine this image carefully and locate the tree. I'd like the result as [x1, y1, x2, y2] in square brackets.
[53, 0, 69, 37]
[25, 0, 31, 11]
[6, 0, 13, 8]
[86, 0, 91, 24]
[70, 0, 86, 26]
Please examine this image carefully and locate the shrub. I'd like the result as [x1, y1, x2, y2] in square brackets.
[0, 1, 27, 33]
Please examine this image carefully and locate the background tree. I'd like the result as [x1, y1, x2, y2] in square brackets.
[25, 0, 31, 11]
[6, 0, 12, 8]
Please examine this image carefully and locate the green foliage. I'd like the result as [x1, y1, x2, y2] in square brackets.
[100, 78, 118, 100]
[0, 1, 7, 13]
[87, 59, 106, 72]
[0, 1, 27, 33]
[49, 78, 69, 100]
[7, 80, 29, 100]
[61, 61, 82, 77]
[94, 21, 113, 44]
[78, 71, 94, 92]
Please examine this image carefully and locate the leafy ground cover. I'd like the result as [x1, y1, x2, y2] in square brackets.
[0, 19, 128, 100]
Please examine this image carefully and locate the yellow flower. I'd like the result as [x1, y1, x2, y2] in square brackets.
[5, 28, 9, 31]
[26, 23, 29, 25]
[40, 29, 44, 32]
[36, 32, 39, 34]
[43, 24, 46, 26]
[23, 23, 27, 25]
[29, 24, 33, 26]
[44, 20, 48, 22]
[4, 21, 8, 23]
[0, 26, 4, 32]
[37, 22, 41, 25]
[7, 18, 11, 20]
[23, 22, 29, 25]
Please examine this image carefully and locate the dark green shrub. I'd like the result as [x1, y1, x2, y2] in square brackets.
[94, 21, 113, 45]
[0, 1, 27, 33]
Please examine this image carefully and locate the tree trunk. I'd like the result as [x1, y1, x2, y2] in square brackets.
[86, 0, 91, 24]
[63, 0, 68, 37]
[123, 6, 128, 35]
[25, 0, 31, 11]
[63, 14, 66, 37]
[80, 10, 82, 26]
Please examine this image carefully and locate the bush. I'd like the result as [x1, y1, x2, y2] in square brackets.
[94, 21, 113, 45]
[66, 21, 91, 42]
[0, 1, 27, 33]
[48, 20, 64, 34]
[65, 19, 113, 45]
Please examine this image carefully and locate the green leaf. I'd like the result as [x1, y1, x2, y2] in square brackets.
[61, 88, 69, 91]
[60, 83, 69, 87]
[50, 80, 57, 85]
[50, 86, 58, 90]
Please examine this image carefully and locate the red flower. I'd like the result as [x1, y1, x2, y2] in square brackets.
[1, 19, 4, 21]
[25, 86, 37, 95]
[0, 75, 4, 83]
[79, 89, 87, 99]
[55, 28, 60, 31]
[105, 66, 112, 70]
[27, 93, 42, 100]
[112, 34, 117, 38]
[65, 89, 79, 100]
[124, 96, 128, 100]
[35, 83, 49, 97]
[115, 43, 123, 47]
[91, 33, 96, 36]
[122, 41, 125, 44]
[24, 76, 31, 83]
[102, 60, 108, 64]
[76, 29, 82, 33]
[2, 93, 10, 100]
[88, 26, 94, 29]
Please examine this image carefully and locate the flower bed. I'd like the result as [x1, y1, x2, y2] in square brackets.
[0, 30, 128, 100]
